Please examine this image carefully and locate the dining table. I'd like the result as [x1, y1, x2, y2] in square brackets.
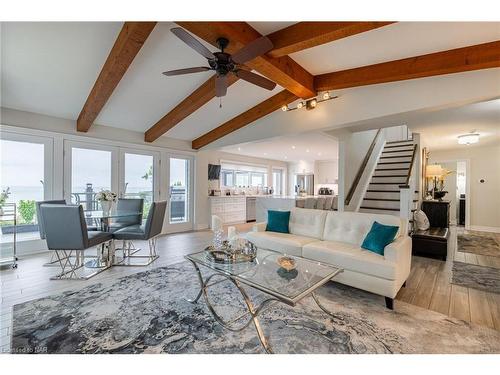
[83, 209, 142, 268]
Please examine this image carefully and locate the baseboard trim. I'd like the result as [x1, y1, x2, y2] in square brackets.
[469, 225, 500, 234]
[195, 224, 209, 230]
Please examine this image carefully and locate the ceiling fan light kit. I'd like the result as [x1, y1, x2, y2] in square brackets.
[163, 28, 277, 100]
[282, 92, 337, 112]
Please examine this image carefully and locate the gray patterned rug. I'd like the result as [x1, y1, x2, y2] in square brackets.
[11, 262, 500, 354]
[452, 261, 500, 294]
[457, 233, 500, 258]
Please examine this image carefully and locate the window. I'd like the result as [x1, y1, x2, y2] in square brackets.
[272, 168, 284, 195]
[70, 147, 113, 210]
[220, 162, 268, 188]
[0, 134, 53, 243]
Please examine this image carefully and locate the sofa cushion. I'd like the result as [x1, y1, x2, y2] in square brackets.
[302, 240, 397, 280]
[289, 207, 327, 240]
[266, 210, 290, 233]
[322, 211, 404, 246]
[361, 221, 399, 255]
[246, 231, 317, 257]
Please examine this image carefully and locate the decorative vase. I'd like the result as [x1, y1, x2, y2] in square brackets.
[101, 200, 112, 215]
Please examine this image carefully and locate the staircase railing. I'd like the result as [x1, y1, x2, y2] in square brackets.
[345, 129, 382, 206]
[399, 144, 418, 220]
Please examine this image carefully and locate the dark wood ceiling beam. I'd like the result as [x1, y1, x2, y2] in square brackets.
[144, 74, 239, 142]
[266, 22, 395, 58]
[177, 22, 316, 99]
[192, 90, 298, 149]
[77, 22, 156, 132]
[314, 40, 500, 91]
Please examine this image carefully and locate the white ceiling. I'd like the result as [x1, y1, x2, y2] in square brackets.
[290, 22, 500, 75]
[409, 98, 500, 151]
[220, 131, 338, 162]
[1, 21, 499, 147]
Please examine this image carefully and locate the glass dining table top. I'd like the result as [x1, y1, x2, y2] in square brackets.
[186, 248, 342, 306]
[83, 210, 142, 220]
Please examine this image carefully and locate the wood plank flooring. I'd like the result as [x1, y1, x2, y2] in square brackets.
[395, 227, 500, 331]
[1, 223, 499, 353]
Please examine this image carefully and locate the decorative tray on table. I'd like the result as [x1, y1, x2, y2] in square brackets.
[204, 240, 257, 264]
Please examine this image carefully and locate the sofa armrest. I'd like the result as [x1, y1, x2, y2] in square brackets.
[253, 222, 267, 232]
[384, 235, 411, 264]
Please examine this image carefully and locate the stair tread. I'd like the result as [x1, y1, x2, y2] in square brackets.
[372, 175, 408, 178]
[377, 161, 411, 165]
[360, 206, 399, 211]
[380, 155, 412, 159]
[363, 198, 419, 202]
[386, 140, 414, 144]
[375, 168, 409, 171]
[383, 145, 415, 149]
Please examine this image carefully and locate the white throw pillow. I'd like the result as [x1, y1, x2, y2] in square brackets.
[414, 210, 430, 230]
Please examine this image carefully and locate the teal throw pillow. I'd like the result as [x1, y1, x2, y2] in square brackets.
[266, 210, 290, 234]
[361, 221, 399, 255]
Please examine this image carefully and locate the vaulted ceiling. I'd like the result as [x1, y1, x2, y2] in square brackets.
[2, 22, 499, 150]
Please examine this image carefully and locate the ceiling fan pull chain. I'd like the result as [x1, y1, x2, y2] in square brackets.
[219, 97, 222, 109]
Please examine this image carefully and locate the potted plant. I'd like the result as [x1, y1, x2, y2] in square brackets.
[96, 190, 118, 214]
[0, 187, 11, 215]
[434, 168, 455, 201]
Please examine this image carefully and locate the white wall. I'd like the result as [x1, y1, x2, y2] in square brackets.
[0, 107, 192, 151]
[430, 143, 500, 232]
[195, 150, 288, 230]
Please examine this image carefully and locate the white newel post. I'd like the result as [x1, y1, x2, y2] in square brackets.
[399, 186, 411, 220]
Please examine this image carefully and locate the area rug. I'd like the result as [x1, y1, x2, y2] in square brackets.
[457, 232, 500, 257]
[11, 262, 500, 354]
[452, 261, 500, 294]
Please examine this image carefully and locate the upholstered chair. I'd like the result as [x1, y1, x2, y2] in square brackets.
[40, 204, 113, 280]
[112, 201, 167, 266]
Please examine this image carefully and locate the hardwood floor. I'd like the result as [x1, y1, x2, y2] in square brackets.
[395, 226, 500, 331]
[1, 223, 499, 353]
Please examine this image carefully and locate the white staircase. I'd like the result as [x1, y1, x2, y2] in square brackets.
[359, 140, 419, 216]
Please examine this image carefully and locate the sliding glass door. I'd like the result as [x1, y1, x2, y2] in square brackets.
[0, 132, 53, 242]
[64, 141, 118, 209]
[119, 149, 160, 217]
[165, 155, 193, 233]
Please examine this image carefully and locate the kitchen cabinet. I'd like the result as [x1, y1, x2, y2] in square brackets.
[209, 197, 246, 225]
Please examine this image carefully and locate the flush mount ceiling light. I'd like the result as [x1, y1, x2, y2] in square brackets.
[281, 92, 338, 112]
[457, 132, 480, 145]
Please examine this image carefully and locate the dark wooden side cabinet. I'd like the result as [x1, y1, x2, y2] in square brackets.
[421, 200, 450, 228]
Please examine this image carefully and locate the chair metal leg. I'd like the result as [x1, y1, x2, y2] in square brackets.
[113, 237, 159, 267]
[50, 242, 112, 280]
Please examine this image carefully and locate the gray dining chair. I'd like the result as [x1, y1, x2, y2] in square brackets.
[36, 199, 67, 266]
[40, 204, 113, 280]
[112, 201, 167, 266]
[324, 196, 334, 210]
[304, 197, 316, 209]
[109, 198, 144, 231]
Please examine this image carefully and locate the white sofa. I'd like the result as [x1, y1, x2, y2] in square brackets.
[246, 207, 412, 309]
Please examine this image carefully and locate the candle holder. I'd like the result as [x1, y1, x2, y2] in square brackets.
[213, 229, 224, 250]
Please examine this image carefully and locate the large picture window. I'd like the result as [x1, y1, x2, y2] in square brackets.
[220, 162, 267, 188]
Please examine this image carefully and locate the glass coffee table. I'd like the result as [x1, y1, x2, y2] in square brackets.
[185, 248, 343, 353]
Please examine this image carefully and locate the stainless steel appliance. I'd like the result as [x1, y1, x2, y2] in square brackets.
[294, 174, 314, 196]
[246, 197, 256, 222]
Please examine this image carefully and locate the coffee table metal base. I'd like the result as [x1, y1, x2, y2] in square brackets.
[187, 259, 337, 354]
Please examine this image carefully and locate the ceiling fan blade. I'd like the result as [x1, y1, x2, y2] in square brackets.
[236, 70, 276, 91]
[231, 36, 273, 64]
[171, 27, 215, 60]
[215, 75, 227, 97]
[162, 67, 211, 76]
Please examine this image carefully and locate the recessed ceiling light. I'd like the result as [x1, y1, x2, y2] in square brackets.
[284, 156, 288, 159]
[318, 152, 322, 156]
[237, 147, 241, 151]
[263, 152, 267, 156]
[291, 145, 296, 149]
[306, 149, 310, 153]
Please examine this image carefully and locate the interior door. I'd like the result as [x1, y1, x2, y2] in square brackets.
[119, 148, 160, 218]
[164, 154, 194, 233]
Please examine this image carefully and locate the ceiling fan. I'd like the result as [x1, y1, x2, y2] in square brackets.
[163, 27, 277, 98]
